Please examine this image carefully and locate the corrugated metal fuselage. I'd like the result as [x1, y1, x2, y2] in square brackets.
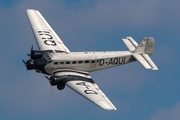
[44, 51, 136, 74]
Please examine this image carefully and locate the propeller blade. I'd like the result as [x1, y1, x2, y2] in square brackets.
[45, 76, 53, 93]
[31, 45, 33, 53]
[27, 45, 33, 57]
[26, 69, 28, 77]
[30, 45, 33, 56]
[45, 76, 50, 80]
[22, 59, 28, 77]
[51, 85, 52, 93]
[22, 60, 26, 64]
[26, 59, 31, 65]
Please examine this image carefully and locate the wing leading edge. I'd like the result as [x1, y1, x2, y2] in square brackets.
[54, 71, 117, 111]
[26, 9, 70, 52]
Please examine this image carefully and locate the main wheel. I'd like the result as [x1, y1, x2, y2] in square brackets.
[57, 84, 65, 90]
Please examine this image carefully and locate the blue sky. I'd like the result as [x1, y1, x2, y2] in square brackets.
[0, 0, 180, 120]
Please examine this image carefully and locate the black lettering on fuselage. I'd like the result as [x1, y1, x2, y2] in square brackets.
[114, 58, 118, 65]
[119, 57, 123, 64]
[100, 57, 126, 66]
[99, 59, 104, 66]
[108, 58, 113, 65]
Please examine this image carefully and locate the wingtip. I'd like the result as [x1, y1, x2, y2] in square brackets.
[26, 9, 38, 12]
[152, 68, 158, 70]
[104, 108, 117, 111]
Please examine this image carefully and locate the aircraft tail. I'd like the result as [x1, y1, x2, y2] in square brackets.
[134, 37, 155, 56]
[122, 37, 158, 70]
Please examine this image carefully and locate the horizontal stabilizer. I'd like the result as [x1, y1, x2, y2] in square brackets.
[122, 38, 136, 51]
[132, 54, 152, 69]
[142, 54, 158, 70]
[132, 54, 158, 70]
[126, 37, 138, 47]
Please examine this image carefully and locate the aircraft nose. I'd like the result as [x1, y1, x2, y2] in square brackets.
[24, 59, 34, 70]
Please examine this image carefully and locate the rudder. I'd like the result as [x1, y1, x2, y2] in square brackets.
[134, 37, 155, 56]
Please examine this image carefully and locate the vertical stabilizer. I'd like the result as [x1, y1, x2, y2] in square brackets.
[134, 37, 155, 56]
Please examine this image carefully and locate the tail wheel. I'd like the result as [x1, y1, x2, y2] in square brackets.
[57, 84, 65, 90]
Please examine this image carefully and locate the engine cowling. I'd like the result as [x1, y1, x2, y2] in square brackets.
[47, 75, 65, 90]
[30, 50, 44, 60]
[27, 46, 44, 60]
[49, 76, 65, 86]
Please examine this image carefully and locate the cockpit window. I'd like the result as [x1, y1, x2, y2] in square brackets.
[42, 53, 52, 63]
[54, 62, 58, 65]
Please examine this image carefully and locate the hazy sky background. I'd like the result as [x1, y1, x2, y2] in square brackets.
[0, 0, 180, 120]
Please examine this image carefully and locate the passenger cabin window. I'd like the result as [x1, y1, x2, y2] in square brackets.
[78, 61, 82, 64]
[66, 61, 70, 64]
[91, 61, 95, 63]
[60, 62, 64, 64]
[54, 62, 58, 65]
[85, 61, 89, 63]
[72, 61, 76, 64]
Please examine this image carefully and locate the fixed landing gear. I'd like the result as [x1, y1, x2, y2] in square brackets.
[57, 84, 65, 90]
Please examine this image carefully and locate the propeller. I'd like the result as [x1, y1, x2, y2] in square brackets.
[22, 60, 26, 64]
[22, 59, 30, 67]
[45, 76, 50, 81]
[45, 76, 53, 93]
[22, 45, 34, 77]
[27, 45, 33, 57]
[22, 59, 29, 77]
[22, 58, 34, 71]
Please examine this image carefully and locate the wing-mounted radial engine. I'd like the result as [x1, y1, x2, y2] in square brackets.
[22, 46, 50, 75]
[45, 75, 65, 90]
[27, 45, 44, 60]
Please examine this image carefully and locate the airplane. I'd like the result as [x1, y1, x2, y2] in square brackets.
[23, 9, 158, 111]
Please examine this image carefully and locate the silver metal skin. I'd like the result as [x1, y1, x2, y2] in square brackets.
[24, 9, 158, 111]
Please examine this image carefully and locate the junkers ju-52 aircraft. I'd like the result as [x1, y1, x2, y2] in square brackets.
[23, 9, 158, 111]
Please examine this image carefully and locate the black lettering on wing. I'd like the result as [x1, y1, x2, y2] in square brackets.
[84, 90, 98, 94]
[44, 40, 56, 46]
[38, 31, 57, 46]
[45, 34, 53, 39]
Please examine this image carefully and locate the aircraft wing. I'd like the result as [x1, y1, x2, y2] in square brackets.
[54, 71, 117, 111]
[26, 9, 70, 52]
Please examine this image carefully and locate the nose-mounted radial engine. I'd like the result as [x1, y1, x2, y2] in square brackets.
[22, 46, 65, 90]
